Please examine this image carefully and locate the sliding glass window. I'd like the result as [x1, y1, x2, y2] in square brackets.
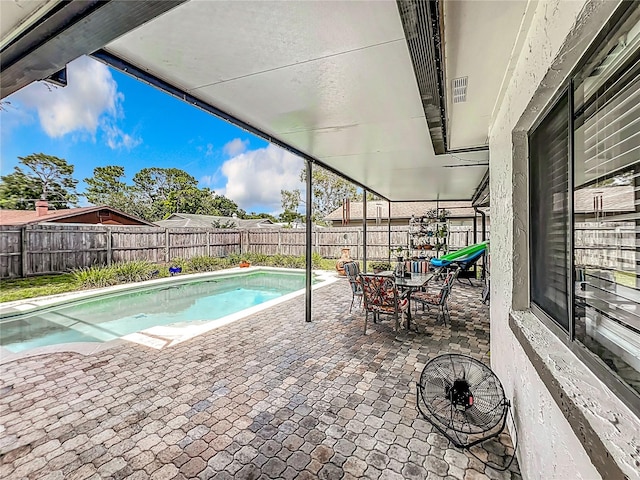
[529, 4, 640, 406]
[573, 10, 640, 397]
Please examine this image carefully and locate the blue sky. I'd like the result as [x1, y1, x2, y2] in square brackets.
[0, 56, 304, 214]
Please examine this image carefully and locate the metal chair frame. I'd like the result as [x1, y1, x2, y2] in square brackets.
[343, 261, 363, 313]
[413, 269, 459, 326]
[358, 273, 408, 334]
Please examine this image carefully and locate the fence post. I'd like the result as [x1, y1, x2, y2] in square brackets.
[314, 229, 319, 254]
[207, 230, 211, 257]
[21, 226, 28, 277]
[165, 229, 170, 262]
[106, 227, 112, 266]
[278, 230, 282, 255]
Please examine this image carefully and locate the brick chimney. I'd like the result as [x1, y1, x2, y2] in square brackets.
[35, 200, 49, 217]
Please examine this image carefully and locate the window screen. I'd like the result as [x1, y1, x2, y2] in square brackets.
[530, 94, 570, 331]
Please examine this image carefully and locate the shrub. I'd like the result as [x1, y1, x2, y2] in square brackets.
[72, 265, 118, 288]
[188, 255, 227, 272]
[370, 261, 391, 272]
[72, 261, 157, 288]
[111, 260, 158, 283]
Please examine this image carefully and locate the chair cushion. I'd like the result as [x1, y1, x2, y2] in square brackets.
[413, 291, 441, 305]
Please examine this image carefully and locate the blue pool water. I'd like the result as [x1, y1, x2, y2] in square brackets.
[1, 271, 307, 352]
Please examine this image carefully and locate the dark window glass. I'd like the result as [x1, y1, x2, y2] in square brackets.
[573, 12, 640, 396]
[530, 94, 570, 331]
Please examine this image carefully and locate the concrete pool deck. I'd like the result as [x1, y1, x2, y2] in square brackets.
[0, 277, 520, 479]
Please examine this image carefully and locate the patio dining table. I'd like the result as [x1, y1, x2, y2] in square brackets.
[380, 271, 435, 331]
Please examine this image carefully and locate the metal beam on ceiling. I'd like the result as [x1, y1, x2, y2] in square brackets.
[398, 0, 489, 200]
[0, 0, 186, 99]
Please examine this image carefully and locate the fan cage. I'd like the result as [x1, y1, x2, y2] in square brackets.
[417, 354, 510, 449]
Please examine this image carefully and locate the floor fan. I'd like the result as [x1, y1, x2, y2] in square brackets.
[416, 353, 517, 471]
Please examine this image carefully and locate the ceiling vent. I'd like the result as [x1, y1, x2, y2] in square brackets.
[452, 76, 468, 103]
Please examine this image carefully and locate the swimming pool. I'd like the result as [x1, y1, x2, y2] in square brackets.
[0, 269, 326, 355]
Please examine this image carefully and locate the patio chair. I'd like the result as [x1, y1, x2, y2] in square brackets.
[358, 273, 409, 334]
[343, 261, 363, 313]
[412, 268, 459, 326]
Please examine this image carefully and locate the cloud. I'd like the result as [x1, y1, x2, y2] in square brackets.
[8, 56, 140, 150]
[219, 144, 303, 211]
[103, 123, 142, 150]
[223, 138, 249, 157]
[205, 143, 214, 156]
[200, 175, 215, 186]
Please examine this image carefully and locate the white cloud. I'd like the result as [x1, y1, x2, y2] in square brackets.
[205, 143, 215, 156]
[103, 123, 142, 150]
[8, 56, 140, 150]
[223, 138, 249, 157]
[219, 144, 303, 211]
[200, 175, 214, 186]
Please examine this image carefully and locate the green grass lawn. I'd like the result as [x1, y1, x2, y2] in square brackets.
[0, 256, 342, 304]
[0, 274, 78, 303]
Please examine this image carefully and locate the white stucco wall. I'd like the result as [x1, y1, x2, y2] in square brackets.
[488, 1, 636, 479]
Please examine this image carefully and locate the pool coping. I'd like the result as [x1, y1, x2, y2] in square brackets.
[0, 267, 339, 364]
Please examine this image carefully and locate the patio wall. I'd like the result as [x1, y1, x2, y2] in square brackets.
[489, 1, 638, 479]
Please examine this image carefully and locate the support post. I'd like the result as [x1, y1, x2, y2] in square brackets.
[106, 227, 112, 266]
[21, 226, 28, 277]
[165, 228, 170, 263]
[363, 191, 367, 272]
[388, 201, 391, 264]
[278, 230, 282, 255]
[305, 160, 312, 323]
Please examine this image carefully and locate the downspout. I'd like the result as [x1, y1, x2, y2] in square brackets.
[473, 210, 478, 245]
[388, 201, 392, 265]
[305, 160, 312, 322]
[363, 191, 367, 273]
[474, 207, 486, 242]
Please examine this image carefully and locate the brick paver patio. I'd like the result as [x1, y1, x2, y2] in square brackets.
[0, 276, 520, 479]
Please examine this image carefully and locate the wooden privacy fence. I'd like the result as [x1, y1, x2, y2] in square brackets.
[0, 225, 240, 278]
[0, 224, 489, 278]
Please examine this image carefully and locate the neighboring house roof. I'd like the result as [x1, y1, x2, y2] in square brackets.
[324, 201, 486, 222]
[0, 205, 154, 226]
[155, 213, 276, 229]
[573, 185, 634, 213]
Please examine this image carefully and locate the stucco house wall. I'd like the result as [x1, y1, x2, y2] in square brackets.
[489, 1, 638, 479]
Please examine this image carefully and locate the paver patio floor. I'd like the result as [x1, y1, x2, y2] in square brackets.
[0, 276, 520, 479]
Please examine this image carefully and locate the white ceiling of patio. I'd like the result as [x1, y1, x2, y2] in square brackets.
[2, 0, 531, 202]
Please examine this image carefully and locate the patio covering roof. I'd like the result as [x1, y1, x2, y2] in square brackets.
[1, 1, 531, 202]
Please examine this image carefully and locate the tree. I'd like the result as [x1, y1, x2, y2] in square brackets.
[280, 166, 358, 224]
[132, 167, 200, 220]
[200, 189, 246, 217]
[245, 212, 278, 222]
[82, 165, 247, 222]
[84, 166, 130, 211]
[0, 153, 78, 209]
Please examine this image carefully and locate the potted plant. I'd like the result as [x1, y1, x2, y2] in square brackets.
[239, 259, 251, 268]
